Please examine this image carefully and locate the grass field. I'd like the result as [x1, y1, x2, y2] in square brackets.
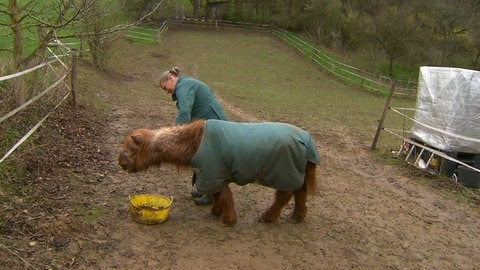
[152, 27, 416, 156]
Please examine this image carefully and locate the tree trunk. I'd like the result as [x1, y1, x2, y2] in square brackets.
[9, 0, 25, 105]
[192, 0, 200, 18]
[388, 56, 395, 77]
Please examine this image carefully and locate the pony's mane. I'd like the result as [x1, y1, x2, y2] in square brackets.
[149, 120, 205, 166]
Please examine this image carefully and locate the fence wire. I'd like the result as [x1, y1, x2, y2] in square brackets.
[0, 41, 72, 164]
[1, 20, 414, 164]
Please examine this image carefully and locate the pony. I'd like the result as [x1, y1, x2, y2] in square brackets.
[118, 119, 321, 226]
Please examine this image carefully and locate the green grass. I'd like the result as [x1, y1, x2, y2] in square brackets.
[273, 29, 416, 95]
[159, 28, 415, 153]
[377, 62, 419, 82]
[126, 26, 159, 44]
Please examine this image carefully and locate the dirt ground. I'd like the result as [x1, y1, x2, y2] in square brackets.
[2, 35, 480, 270]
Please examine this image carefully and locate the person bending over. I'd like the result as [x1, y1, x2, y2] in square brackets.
[158, 66, 229, 205]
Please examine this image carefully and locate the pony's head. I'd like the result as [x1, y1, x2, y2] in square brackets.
[118, 129, 155, 173]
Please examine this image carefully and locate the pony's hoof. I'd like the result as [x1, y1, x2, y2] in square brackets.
[287, 215, 305, 223]
[220, 221, 236, 227]
[259, 213, 277, 223]
[221, 217, 237, 226]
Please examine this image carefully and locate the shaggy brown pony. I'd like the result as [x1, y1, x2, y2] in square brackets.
[118, 120, 320, 226]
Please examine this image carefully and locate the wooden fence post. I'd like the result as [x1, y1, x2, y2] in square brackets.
[378, 74, 382, 94]
[360, 71, 365, 89]
[371, 80, 397, 150]
[79, 36, 83, 58]
[70, 48, 78, 108]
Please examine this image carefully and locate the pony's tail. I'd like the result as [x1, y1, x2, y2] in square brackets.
[304, 161, 318, 195]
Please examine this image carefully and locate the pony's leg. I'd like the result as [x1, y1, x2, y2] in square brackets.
[260, 190, 292, 223]
[211, 186, 237, 226]
[211, 191, 222, 216]
[289, 185, 308, 223]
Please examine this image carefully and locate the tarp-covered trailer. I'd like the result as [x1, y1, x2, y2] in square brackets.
[402, 66, 480, 187]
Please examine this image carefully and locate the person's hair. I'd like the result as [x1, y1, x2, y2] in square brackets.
[159, 66, 180, 84]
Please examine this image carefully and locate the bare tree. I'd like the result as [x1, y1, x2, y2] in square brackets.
[81, 1, 122, 70]
[349, 0, 421, 76]
[461, 0, 480, 69]
[190, 0, 202, 18]
[463, 21, 480, 69]
[0, 0, 96, 105]
[81, 0, 166, 70]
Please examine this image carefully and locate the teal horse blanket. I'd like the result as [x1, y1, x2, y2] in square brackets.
[190, 120, 321, 194]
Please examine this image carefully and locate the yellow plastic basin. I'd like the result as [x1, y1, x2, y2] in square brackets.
[129, 194, 173, 224]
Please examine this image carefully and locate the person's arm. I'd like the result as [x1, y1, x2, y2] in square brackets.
[175, 83, 196, 124]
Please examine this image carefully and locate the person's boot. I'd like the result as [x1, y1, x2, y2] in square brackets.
[190, 190, 203, 198]
[194, 194, 213, 206]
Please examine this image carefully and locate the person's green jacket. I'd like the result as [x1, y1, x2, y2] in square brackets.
[173, 77, 228, 124]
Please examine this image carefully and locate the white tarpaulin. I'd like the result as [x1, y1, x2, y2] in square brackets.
[411, 66, 480, 153]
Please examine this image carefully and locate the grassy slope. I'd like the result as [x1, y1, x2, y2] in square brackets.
[149, 25, 478, 203]
[157, 27, 415, 153]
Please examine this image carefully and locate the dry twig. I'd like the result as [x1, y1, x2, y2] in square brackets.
[0, 243, 34, 268]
